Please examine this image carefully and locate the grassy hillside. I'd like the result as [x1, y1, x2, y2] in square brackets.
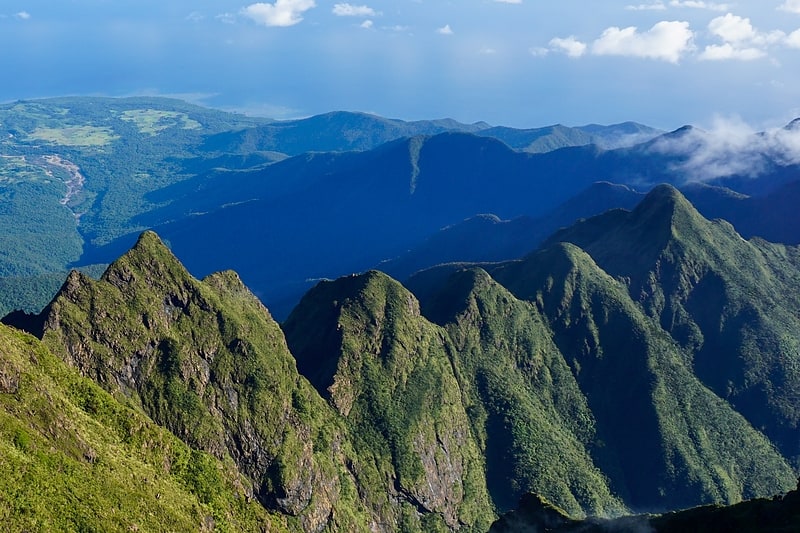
[0, 322, 275, 531]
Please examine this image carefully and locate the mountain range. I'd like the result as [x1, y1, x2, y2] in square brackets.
[4, 185, 800, 531]
[2, 97, 799, 321]
[3, 97, 800, 530]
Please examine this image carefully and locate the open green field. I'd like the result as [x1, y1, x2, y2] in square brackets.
[120, 109, 202, 135]
[27, 126, 119, 146]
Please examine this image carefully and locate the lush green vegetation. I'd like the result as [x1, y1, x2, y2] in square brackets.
[4, 100, 800, 532]
[418, 267, 624, 517]
[0, 323, 276, 531]
[0, 96, 268, 265]
[284, 271, 495, 531]
[0, 265, 106, 317]
[547, 184, 800, 467]
[36, 231, 376, 531]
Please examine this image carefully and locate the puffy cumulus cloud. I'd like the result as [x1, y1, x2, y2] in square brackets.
[707, 13, 783, 46]
[787, 29, 800, 48]
[241, 0, 316, 27]
[779, 0, 800, 14]
[437, 24, 453, 35]
[360, 20, 373, 29]
[332, 3, 377, 17]
[15, 11, 31, 20]
[592, 21, 694, 63]
[651, 116, 800, 181]
[700, 14, 787, 61]
[700, 43, 765, 60]
[549, 36, 587, 58]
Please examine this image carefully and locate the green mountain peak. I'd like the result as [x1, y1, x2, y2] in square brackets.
[33, 231, 376, 530]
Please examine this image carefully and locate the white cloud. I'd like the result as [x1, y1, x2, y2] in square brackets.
[529, 46, 550, 57]
[700, 14, 787, 61]
[186, 11, 205, 22]
[626, 3, 667, 10]
[699, 43, 766, 60]
[241, 0, 316, 27]
[360, 19, 373, 29]
[592, 20, 694, 63]
[437, 24, 453, 35]
[549, 36, 587, 58]
[708, 13, 756, 44]
[332, 3, 377, 17]
[651, 116, 800, 181]
[669, 1, 729, 11]
[779, 0, 800, 14]
[15, 11, 31, 20]
[787, 29, 800, 48]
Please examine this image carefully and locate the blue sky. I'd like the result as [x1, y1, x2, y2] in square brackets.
[2, 1, 800, 129]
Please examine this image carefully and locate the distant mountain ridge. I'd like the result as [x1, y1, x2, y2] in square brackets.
[2, 95, 799, 325]
[201, 110, 662, 156]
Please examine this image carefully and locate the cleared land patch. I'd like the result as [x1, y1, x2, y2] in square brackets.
[27, 126, 119, 146]
[120, 109, 202, 135]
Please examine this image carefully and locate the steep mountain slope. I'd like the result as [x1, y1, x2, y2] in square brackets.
[284, 269, 623, 520]
[24, 232, 375, 531]
[415, 267, 624, 516]
[489, 243, 795, 510]
[546, 184, 800, 465]
[283, 271, 495, 530]
[8, 231, 504, 531]
[0, 322, 273, 531]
